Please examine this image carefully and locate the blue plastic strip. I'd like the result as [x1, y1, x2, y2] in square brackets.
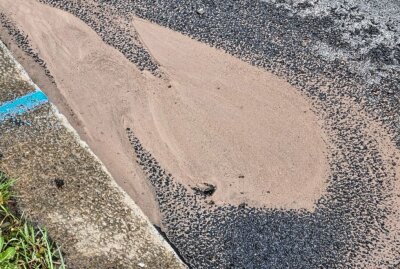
[0, 89, 48, 122]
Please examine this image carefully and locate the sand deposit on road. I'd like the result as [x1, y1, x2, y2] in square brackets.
[0, 0, 328, 219]
[133, 19, 328, 210]
[3, 0, 400, 267]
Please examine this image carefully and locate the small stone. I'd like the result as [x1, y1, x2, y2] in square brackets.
[192, 183, 216, 196]
[138, 262, 146, 268]
[319, 93, 327, 101]
[54, 178, 65, 189]
[196, 8, 205, 15]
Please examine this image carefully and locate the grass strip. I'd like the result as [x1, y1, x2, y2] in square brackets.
[0, 172, 65, 269]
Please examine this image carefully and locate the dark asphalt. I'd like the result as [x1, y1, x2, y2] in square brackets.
[14, 0, 400, 267]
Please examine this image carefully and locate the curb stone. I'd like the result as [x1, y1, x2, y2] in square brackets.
[0, 39, 186, 269]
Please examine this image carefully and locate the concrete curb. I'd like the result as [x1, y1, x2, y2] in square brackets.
[0, 39, 186, 268]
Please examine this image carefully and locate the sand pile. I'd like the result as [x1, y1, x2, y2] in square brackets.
[0, 0, 328, 217]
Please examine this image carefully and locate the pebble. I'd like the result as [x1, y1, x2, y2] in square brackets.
[196, 8, 205, 15]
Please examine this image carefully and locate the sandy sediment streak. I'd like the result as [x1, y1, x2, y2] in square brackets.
[0, 0, 162, 223]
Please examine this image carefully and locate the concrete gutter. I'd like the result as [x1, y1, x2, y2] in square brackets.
[0, 40, 186, 268]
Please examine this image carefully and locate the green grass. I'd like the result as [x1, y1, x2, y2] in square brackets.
[0, 172, 65, 269]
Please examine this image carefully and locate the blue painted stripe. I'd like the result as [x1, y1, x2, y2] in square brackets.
[0, 88, 48, 122]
